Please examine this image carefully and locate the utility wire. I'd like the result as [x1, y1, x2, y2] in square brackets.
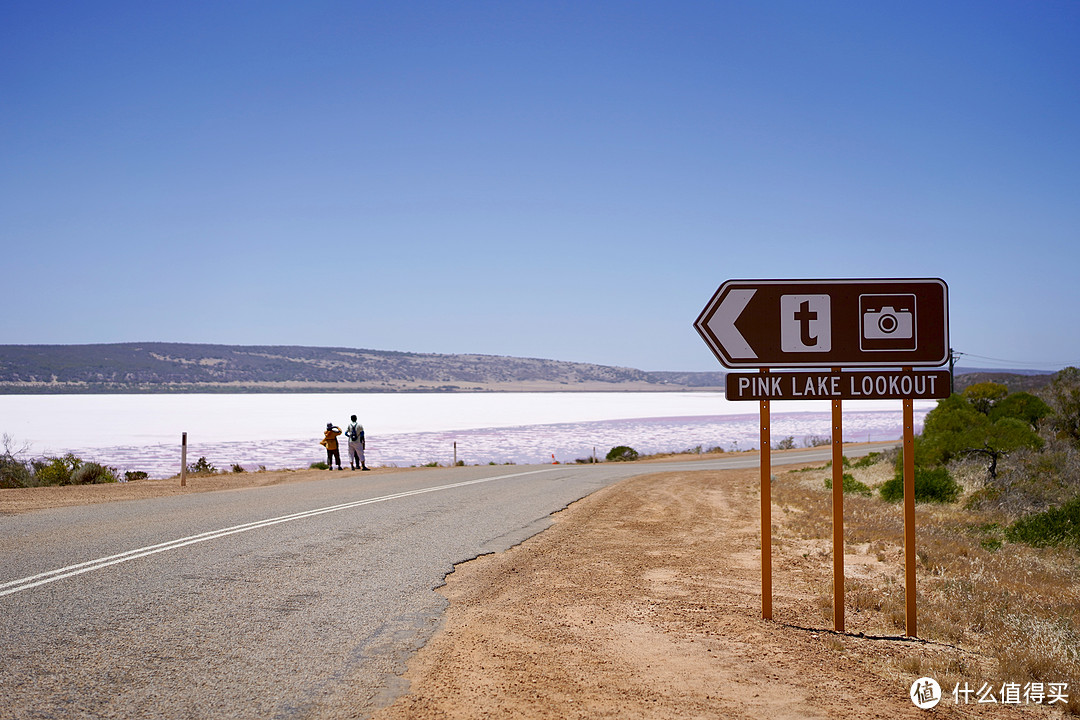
[952, 351, 1076, 371]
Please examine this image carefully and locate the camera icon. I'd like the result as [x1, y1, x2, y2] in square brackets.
[864, 306, 913, 339]
[860, 294, 917, 351]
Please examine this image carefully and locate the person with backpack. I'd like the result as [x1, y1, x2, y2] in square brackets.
[320, 422, 343, 470]
[345, 414, 369, 471]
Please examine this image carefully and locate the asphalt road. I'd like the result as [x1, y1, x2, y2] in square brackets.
[0, 444, 895, 719]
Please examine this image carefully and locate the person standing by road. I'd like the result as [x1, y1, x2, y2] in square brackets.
[320, 422, 343, 470]
[345, 414, 369, 471]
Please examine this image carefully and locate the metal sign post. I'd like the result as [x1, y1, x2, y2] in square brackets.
[903, 389, 918, 638]
[831, 369, 844, 632]
[695, 278, 950, 639]
[760, 379, 772, 621]
[180, 432, 187, 487]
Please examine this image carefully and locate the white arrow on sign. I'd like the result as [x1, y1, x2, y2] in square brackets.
[710, 288, 757, 359]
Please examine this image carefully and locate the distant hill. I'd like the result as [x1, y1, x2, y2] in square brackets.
[0, 343, 726, 393]
[0, 343, 1060, 394]
[951, 368, 1057, 394]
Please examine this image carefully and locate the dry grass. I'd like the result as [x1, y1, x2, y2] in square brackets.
[773, 457, 1080, 714]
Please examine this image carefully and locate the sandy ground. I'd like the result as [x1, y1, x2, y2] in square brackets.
[371, 467, 1061, 720]
[0, 467, 413, 514]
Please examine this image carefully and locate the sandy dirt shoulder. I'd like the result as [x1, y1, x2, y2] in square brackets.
[371, 466, 1060, 720]
[0, 467, 413, 514]
[0, 450, 736, 515]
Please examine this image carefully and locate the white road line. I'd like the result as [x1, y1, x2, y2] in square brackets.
[1, 467, 564, 598]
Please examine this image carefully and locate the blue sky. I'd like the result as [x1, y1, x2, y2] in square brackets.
[2, 1, 1077, 372]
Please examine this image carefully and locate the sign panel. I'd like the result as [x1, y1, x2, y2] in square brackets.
[725, 370, 952, 401]
[695, 278, 949, 368]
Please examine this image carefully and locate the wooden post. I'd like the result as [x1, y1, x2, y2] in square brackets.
[180, 432, 187, 487]
[831, 368, 845, 632]
[760, 368, 772, 621]
[903, 392, 918, 637]
[453, 441, 457, 467]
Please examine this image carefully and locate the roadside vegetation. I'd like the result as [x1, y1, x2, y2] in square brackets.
[0, 436, 265, 487]
[0, 437, 122, 487]
[772, 367, 1080, 713]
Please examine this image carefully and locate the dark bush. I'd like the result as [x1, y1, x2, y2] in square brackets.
[988, 392, 1052, 428]
[1046, 367, 1080, 448]
[0, 453, 32, 488]
[1006, 496, 1080, 549]
[31, 457, 74, 486]
[965, 440, 1080, 517]
[188, 456, 216, 475]
[851, 452, 881, 469]
[824, 472, 872, 497]
[880, 466, 961, 504]
[606, 446, 639, 462]
[71, 462, 119, 484]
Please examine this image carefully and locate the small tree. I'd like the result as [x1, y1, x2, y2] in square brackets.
[918, 392, 1044, 472]
[963, 382, 1009, 415]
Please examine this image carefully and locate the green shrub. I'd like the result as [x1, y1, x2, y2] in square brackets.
[1, 451, 120, 487]
[851, 452, 881, 469]
[31, 456, 77, 486]
[231, 463, 246, 473]
[1006, 497, 1080, 549]
[188, 456, 216, 475]
[124, 470, 149, 482]
[824, 472, 872, 497]
[776, 436, 796, 450]
[988, 392, 1052, 428]
[310, 461, 329, 470]
[880, 466, 961, 504]
[606, 446, 639, 462]
[71, 462, 119, 484]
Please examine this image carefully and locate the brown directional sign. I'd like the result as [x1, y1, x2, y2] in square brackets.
[725, 370, 952, 401]
[695, 278, 949, 368]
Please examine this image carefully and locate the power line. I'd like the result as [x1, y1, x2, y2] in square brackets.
[952, 351, 1076, 370]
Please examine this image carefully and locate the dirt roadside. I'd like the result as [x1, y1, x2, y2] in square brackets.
[370, 467, 1060, 720]
[0, 466, 415, 514]
[0, 452, 733, 514]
